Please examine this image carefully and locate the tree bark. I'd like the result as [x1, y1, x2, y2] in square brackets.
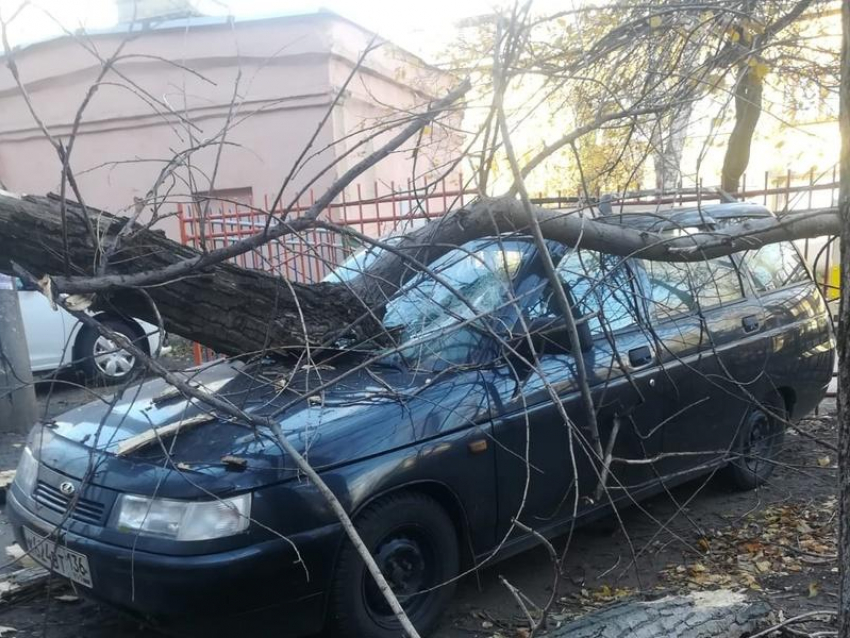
[349, 197, 839, 306]
[0, 191, 840, 356]
[653, 104, 693, 192]
[547, 591, 769, 638]
[0, 194, 371, 356]
[721, 66, 763, 193]
[836, 3, 850, 637]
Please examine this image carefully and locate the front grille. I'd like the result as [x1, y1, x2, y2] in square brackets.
[33, 480, 106, 526]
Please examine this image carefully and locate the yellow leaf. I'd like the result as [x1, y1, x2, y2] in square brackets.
[649, 15, 662, 28]
[808, 581, 819, 598]
[729, 30, 740, 43]
[818, 456, 831, 467]
[753, 62, 770, 81]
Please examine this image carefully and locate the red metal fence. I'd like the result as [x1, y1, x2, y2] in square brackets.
[178, 176, 475, 285]
[178, 168, 840, 363]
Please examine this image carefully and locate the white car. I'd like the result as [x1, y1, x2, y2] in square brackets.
[15, 278, 165, 384]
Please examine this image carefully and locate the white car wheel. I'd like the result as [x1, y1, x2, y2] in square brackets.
[93, 335, 137, 379]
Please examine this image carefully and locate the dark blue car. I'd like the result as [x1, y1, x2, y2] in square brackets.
[8, 203, 834, 637]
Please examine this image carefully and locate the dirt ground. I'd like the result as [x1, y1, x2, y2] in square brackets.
[0, 372, 839, 638]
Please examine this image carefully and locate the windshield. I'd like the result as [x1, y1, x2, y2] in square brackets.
[382, 239, 533, 370]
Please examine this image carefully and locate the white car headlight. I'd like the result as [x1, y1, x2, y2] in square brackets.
[110, 493, 251, 541]
[14, 447, 39, 496]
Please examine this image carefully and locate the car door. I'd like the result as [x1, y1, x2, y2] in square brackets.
[491, 247, 662, 539]
[689, 255, 767, 459]
[634, 252, 758, 479]
[16, 278, 68, 372]
[738, 241, 814, 394]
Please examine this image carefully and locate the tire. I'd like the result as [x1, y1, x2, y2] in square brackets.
[721, 396, 786, 491]
[76, 319, 143, 385]
[328, 492, 460, 638]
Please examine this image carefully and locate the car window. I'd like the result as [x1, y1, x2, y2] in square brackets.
[639, 255, 743, 321]
[527, 249, 638, 335]
[689, 257, 744, 308]
[323, 238, 402, 283]
[13, 277, 36, 292]
[740, 242, 809, 292]
[639, 260, 693, 320]
[382, 239, 533, 369]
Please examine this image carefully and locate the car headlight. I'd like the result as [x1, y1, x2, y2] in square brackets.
[14, 447, 39, 496]
[110, 493, 251, 541]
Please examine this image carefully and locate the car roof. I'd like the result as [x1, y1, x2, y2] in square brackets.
[596, 202, 772, 232]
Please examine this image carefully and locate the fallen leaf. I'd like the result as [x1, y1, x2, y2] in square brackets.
[818, 456, 831, 468]
[808, 581, 819, 598]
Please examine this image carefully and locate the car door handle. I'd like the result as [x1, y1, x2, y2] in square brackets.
[628, 345, 654, 368]
[742, 315, 760, 333]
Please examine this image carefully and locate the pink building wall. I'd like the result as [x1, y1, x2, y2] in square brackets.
[0, 12, 460, 239]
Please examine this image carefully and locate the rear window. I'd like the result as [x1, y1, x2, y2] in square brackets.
[740, 242, 809, 292]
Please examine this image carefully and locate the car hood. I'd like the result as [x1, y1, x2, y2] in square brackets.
[33, 358, 494, 497]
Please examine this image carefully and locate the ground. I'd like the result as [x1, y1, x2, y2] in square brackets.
[0, 375, 839, 638]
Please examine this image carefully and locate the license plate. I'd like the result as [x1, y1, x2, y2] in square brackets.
[23, 528, 93, 588]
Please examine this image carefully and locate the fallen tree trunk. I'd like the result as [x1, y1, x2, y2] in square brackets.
[0, 194, 371, 355]
[349, 197, 840, 305]
[549, 590, 770, 638]
[0, 190, 840, 355]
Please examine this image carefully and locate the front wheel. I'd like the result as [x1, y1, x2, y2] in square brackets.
[721, 396, 786, 490]
[328, 492, 459, 638]
[76, 319, 143, 385]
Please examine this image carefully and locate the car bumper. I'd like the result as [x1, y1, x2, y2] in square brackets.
[7, 488, 341, 637]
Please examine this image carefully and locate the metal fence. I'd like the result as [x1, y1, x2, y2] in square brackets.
[178, 176, 475, 285]
[177, 168, 840, 363]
